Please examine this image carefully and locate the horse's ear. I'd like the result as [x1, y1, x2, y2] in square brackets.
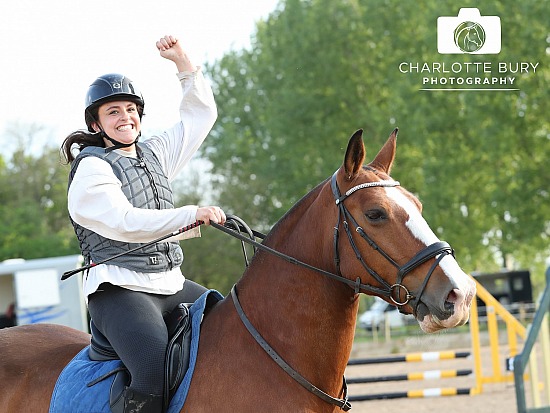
[369, 128, 397, 174]
[343, 129, 366, 180]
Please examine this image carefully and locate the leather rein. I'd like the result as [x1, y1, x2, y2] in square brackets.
[211, 170, 454, 411]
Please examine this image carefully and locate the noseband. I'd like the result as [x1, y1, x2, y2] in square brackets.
[330, 171, 454, 312]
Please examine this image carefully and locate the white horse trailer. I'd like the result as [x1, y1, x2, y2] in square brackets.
[0, 255, 88, 332]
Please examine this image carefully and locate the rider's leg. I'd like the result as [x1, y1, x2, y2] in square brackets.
[88, 284, 167, 411]
[88, 280, 208, 412]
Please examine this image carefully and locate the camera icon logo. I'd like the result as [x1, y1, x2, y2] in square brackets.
[437, 8, 501, 54]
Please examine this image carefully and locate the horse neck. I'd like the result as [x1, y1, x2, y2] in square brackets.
[236, 182, 359, 387]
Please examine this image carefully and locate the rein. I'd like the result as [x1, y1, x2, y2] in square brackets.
[215, 172, 454, 310]
[230, 285, 352, 411]
[210, 216, 391, 295]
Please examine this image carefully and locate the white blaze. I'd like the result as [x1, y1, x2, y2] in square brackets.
[384, 187, 471, 291]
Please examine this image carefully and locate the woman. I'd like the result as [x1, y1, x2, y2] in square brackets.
[61, 35, 225, 413]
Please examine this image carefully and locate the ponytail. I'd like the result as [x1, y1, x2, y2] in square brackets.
[60, 131, 105, 164]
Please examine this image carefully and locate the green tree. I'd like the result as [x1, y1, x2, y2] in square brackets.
[202, 0, 549, 286]
[0, 123, 79, 260]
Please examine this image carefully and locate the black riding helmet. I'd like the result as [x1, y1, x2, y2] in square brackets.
[84, 73, 145, 133]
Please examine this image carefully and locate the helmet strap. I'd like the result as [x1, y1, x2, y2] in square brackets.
[92, 126, 140, 153]
[104, 132, 141, 152]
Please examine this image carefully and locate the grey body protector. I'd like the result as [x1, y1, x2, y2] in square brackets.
[69, 143, 184, 272]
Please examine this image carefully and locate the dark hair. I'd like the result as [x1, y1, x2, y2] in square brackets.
[60, 130, 105, 164]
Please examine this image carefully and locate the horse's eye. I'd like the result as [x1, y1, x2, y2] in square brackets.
[365, 209, 387, 222]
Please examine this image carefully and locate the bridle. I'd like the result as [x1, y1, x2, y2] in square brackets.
[330, 170, 455, 313]
[211, 170, 455, 312]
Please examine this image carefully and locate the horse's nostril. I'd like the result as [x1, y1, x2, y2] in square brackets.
[446, 289, 459, 303]
[444, 289, 459, 314]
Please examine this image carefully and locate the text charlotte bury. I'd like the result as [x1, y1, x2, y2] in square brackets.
[399, 61, 540, 90]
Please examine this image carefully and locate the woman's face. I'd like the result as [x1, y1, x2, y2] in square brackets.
[94, 100, 141, 149]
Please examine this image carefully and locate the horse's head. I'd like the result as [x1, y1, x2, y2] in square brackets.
[333, 129, 475, 333]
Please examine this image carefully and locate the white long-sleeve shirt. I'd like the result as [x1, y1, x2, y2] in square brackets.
[68, 69, 217, 301]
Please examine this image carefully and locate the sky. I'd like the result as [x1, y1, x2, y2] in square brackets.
[0, 0, 280, 153]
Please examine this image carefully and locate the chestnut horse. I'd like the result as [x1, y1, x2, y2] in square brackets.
[0, 129, 476, 413]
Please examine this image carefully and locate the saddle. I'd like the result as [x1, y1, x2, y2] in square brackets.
[88, 303, 192, 413]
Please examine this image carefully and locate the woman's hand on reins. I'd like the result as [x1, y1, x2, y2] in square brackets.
[196, 206, 226, 226]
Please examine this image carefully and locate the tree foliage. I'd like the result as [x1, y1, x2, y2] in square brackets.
[201, 0, 549, 286]
[0, 124, 78, 261]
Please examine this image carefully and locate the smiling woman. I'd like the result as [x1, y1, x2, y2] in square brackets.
[81, 74, 146, 153]
[57, 34, 229, 412]
[96, 101, 141, 146]
[99, 102, 140, 142]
